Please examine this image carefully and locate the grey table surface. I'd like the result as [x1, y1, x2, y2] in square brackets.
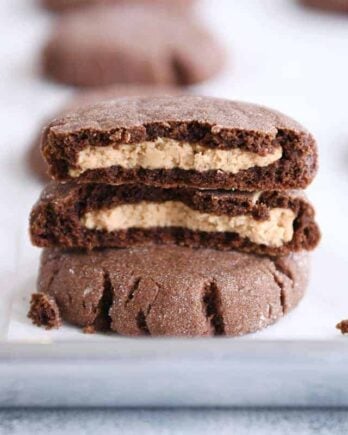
[0, 408, 348, 435]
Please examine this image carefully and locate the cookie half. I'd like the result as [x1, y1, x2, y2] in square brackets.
[28, 246, 310, 336]
[28, 84, 180, 181]
[30, 182, 320, 256]
[42, 96, 318, 190]
[42, 6, 223, 87]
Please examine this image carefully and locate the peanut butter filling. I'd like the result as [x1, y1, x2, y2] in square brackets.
[81, 201, 295, 248]
[69, 138, 282, 177]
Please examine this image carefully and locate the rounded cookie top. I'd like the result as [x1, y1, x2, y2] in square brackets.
[28, 84, 180, 181]
[43, 96, 318, 190]
[47, 95, 311, 139]
[31, 246, 310, 336]
[43, 5, 223, 87]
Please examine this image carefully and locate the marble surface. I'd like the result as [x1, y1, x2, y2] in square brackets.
[0, 409, 348, 434]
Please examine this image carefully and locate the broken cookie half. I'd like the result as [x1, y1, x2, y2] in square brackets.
[30, 182, 320, 256]
[28, 246, 310, 336]
[41, 96, 318, 190]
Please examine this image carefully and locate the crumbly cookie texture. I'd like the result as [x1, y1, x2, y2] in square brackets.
[28, 293, 61, 330]
[42, 96, 318, 190]
[336, 320, 348, 334]
[28, 84, 180, 181]
[29, 182, 320, 256]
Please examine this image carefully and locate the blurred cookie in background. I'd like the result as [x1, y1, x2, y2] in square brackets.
[41, 0, 196, 13]
[42, 5, 225, 87]
[28, 84, 181, 182]
[300, 0, 348, 12]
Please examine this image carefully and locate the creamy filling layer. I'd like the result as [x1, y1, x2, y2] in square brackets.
[81, 201, 295, 248]
[69, 138, 282, 177]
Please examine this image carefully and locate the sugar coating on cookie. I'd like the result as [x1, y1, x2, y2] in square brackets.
[28, 84, 180, 181]
[30, 182, 320, 256]
[28, 246, 310, 336]
[42, 6, 223, 87]
[42, 96, 318, 191]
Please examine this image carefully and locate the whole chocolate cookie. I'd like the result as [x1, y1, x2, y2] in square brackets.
[28, 246, 310, 336]
[28, 84, 180, 181]
[30, 182, 320, 256]
[41, 0, 195, 13]
[42, 5, 223, 87]
[42, 96, 318, 190]
[300, 0, 348, 12]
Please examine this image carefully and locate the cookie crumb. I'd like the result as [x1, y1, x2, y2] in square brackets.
[83, 325, 96, 334]
[336, 320, 348, 334]
[28, 293, 61, 329]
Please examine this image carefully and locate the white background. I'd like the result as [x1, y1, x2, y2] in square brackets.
[1, 0, 348, 431]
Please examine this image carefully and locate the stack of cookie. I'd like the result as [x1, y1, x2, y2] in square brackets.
[28, 96, 320, 336]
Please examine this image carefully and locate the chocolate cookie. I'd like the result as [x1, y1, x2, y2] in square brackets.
[41, 0, 195, 13]
[42, 96, 318, 190]
[28, 246, 310, 336]
[30, 181, 320, 256]
[300, 0, 348, 12]
[336, 320, 348, 334]
[28, 85, 180, 181]
[42, 6, 223, 87]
